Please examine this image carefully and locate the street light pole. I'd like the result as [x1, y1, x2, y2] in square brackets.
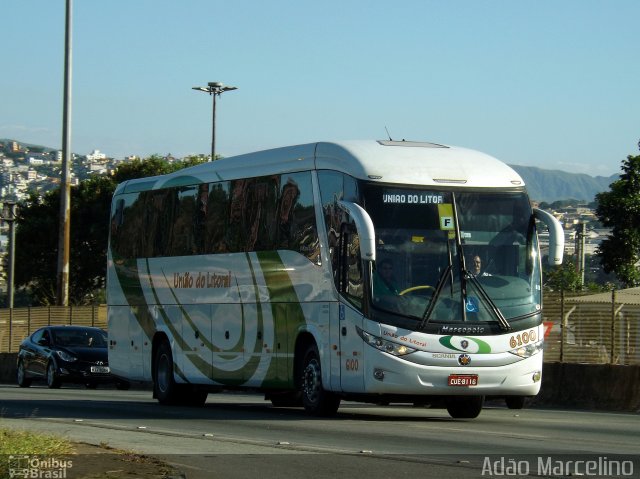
[192, 82, 237, 161]
[57, 0, 73, 306]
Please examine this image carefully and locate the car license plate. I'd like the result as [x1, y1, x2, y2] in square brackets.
[448, 374, 478, 386]
[90, 366, 110, 374]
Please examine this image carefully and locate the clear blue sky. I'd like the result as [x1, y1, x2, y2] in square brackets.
[1, 0, 638, 176]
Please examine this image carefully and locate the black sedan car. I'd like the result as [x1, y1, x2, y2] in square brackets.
[16, 326, 128, 389]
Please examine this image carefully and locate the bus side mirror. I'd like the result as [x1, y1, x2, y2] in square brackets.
[337, 201, 376, 262]
[533, 208, 564, 266]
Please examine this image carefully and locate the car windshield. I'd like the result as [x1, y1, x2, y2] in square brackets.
[52, 329, 108, 348]
[363, 185, 541, 327]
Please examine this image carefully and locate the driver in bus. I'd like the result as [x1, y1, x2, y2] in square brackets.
[470, 255, 491, 277]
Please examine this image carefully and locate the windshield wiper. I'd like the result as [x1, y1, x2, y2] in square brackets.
[463, 269, 511, 331]
[419, 264, 452, 329]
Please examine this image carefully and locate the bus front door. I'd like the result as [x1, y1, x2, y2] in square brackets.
[338, 303, 364, 393]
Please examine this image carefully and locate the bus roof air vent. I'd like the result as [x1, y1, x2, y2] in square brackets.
[377, 140, 449, 148]
[433, 178, 468, 184]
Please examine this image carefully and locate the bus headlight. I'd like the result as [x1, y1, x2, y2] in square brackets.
[356, 327, 416, 357]
[508, 341, 544, 358]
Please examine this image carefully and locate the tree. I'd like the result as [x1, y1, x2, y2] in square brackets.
[13, 156, 206, 305]
[595, 154, 640, 287]
[544, 257, 583, 292]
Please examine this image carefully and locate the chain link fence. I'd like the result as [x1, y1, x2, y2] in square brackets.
[543, 290, 640, 365]
[0, 295, 638, 365]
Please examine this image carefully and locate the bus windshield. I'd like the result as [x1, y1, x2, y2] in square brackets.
[363, 185, 541, 327]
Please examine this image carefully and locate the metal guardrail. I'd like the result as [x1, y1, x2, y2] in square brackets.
[0, 297, 638, 365]
[0, 306, 107, 353]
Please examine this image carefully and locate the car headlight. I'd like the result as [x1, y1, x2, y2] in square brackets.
[356, 327, 416, 356]
[56, 350, 78, 362]
[508, 341, 544, 358]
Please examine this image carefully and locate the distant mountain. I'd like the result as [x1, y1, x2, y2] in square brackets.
[509, 165, 618, 203]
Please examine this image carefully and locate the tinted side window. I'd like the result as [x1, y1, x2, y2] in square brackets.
[278, 172, 319, 263]
[169, 186, 198, 256]
[110, 192, 143, 259]
[318, 171, 343, 286]
[31, 329, 44, 344]
[342, 224, 363, 309]
[111, 172, 321, 260]
[203, 182, 231, 253]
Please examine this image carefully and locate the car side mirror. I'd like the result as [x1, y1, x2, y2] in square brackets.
[38, 338, 49, 346]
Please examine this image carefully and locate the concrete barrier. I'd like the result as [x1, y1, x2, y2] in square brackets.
[532, 362, 640, 412]
[1, 353, 17, 384]
[0, 353, 637, 412]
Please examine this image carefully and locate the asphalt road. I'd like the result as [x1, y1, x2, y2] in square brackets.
[1, 385, 638, 478]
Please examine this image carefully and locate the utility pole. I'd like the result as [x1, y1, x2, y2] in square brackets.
[1, 201, 17, 308]
[57, 0, 72, 306]
[574, 222, 586, 286]
[192, 82, 238, 161]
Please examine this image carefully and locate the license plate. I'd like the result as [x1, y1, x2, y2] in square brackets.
[90, 366, 110, 374]
[448, 374, 478, 386]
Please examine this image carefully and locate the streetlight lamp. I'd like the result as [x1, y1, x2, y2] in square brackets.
[192, 82, 237, 161]
[1, 200, 17, 309]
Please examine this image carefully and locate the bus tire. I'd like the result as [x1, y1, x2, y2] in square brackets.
[181, 388, 208, 407]
[154, 341, 181, 405]
[505, 396, 526, 409]
[299, 344, 340, 416]
[268, 391, 303, 408]
[446, 396, 484, 419]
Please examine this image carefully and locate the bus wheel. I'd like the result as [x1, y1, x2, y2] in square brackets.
[505, 396, 526, 409]
[446, 396, 484, 419]
[182, 388, 208, 407]
[154, 341, 181, 405]
[300, 344, 340, 416]
[268, 391, 302, 408]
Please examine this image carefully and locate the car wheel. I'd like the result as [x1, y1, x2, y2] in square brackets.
[299, 343, 340, 416]
[46, 362, 61, 389]
[17, 360, 31, 388]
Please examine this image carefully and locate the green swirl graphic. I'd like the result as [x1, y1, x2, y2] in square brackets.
[439, 335, 492, 353]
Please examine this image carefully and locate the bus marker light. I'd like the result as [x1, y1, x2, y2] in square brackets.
[373, 369, 385, 381]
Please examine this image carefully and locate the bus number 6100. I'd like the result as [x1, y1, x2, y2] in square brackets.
[346, 359, 359, 371]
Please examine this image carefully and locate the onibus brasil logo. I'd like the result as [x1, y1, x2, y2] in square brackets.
[8, 455, 73, 478]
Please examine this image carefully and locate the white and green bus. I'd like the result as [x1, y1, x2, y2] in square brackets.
[107, 140, 563, 418]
